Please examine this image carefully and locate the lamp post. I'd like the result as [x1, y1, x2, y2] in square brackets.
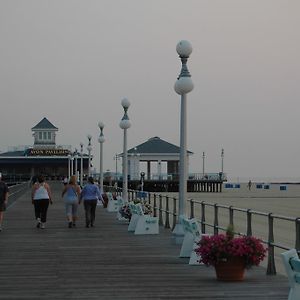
[140, 172, 145, 192]
[114, 154, 120, 180]
[131, 147, 140, 180]
[221, 148, 224, 175]
[98, 121, 105, 193]
[173, 40, 194, 242]
[70, 155, 74, 176]
[80, 143, 83, 186]
[74, 149, 78, 179]
[67, 154, 71, 179]
[119, 97, 131, 202]
[87, 135, 92, 178]
[202, 151, 205, 179]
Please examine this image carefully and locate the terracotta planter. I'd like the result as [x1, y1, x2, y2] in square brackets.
[214, 256, 245, 281]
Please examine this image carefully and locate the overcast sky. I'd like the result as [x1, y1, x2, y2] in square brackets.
[0, 0, 299, 181]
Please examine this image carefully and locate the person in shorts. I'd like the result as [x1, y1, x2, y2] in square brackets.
[62, 175, 81, 228]
[0, 173, 9, 232]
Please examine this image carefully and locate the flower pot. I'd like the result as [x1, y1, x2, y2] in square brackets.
[214, 256, 245, 281]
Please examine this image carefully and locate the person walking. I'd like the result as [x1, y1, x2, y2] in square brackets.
[62, 175, 81, 228]
[247, 180, 252, 191]
[0, 173, 9, 232]
[31, 175, 52, 229]
[79, 177, 102, 228]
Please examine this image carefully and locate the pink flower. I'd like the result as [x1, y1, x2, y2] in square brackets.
[195, 234, 267, 268]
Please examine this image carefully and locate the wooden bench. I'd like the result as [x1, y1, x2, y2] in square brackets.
[128, 202, 159, 235]
[281, 248, 300, 300]
[180, 217, 203, 265]
[128, 202, 140, 231]
[116, 196, 127, 221]
[106, 192, 119, 212]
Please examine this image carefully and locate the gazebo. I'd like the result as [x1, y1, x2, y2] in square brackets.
[120, 136, 193, 180]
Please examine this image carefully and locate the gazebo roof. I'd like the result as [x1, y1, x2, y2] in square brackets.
[31, 117, 58, 130]
[126, 136, 193, 155]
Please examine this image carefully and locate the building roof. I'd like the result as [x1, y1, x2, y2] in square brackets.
[31, 117, 58, 130]
[127, 137, 193, 155]
[0, 150, 24, 157]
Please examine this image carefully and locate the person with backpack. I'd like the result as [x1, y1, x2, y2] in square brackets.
[62, 175, 81, 228]
[31, 175, 52, 229]
[0, 173, 9, 232]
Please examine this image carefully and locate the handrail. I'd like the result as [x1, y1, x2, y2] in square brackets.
[105, 184, 298, 276]
[7, 182, 29, 208]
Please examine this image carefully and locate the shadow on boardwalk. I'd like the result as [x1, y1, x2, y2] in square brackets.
[0, 182, 289, 299]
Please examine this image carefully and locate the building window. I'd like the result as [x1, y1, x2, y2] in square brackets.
[48, 132, 51, 140]
[39, 132, 42, 140]
[43, 132, 47, 140]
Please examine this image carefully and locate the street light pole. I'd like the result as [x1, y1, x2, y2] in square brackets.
[87, 135, 92, 178]
[119, 98, 131, 203]
[114, 154, 119, 180]
[202, 151, 205, 178]
[98, 121, 105, 193]
[70, 155, 74, 176]
[67, 154, 71, 179]
[221, 148, 224, 174]
[80, 143, 83, 186]
[74, 149, 78, 179]
[173, 40, 194, 243]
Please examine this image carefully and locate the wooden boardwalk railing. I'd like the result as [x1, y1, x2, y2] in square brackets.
[0, 182, 290, 299]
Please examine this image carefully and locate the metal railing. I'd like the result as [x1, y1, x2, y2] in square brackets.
[110, 185, 298, 276]
[7, 182, 29, 208]
[186, 199, 300, 275]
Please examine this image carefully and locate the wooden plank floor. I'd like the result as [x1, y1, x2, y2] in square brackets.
[0, 182, 290, 299]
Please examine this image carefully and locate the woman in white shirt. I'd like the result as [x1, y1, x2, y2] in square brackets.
[31, 175, 52, 229]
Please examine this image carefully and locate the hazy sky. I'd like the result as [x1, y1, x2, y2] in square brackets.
[0, 0, 299, 181]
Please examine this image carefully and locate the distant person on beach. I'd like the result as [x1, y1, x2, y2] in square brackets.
[31, 175, 53, 229]
[247, 180, 252, 191]
[79, 177, 102, 228]
[62, 175, 81, 228]
[0, 173, 9, 232]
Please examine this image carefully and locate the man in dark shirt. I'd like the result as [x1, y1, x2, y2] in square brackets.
[0, 173, 9, 231]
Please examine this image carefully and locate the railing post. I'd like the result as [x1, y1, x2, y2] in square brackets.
[214, 204, 219, 235]
[159, 194, 163, 226]
[148, 192, 151, 205]
[229, 206, 234, 228]
[172, 197, 177, 230]
[190, 199, 194, 219]
[153, 194, 157, 217]
[165, 196, 170, 229]
[246, 209, 252, 236]
[295, 218, 300, 252]
[266, 213, 276, 275]
[201, 201, 206, 234]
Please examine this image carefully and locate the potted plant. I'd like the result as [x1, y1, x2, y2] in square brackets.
[195, 226, 267, 281]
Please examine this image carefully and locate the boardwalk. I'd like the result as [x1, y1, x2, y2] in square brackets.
[0, 182, 290, 299]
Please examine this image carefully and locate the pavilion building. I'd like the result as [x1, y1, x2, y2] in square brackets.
[123, 136, 193, 180]
[0, 117, 89, 182]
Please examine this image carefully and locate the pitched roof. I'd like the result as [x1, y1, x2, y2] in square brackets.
[127, 137, 193, 155]
[0, 150, 25, 157]
[31, 117, 58, 130]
